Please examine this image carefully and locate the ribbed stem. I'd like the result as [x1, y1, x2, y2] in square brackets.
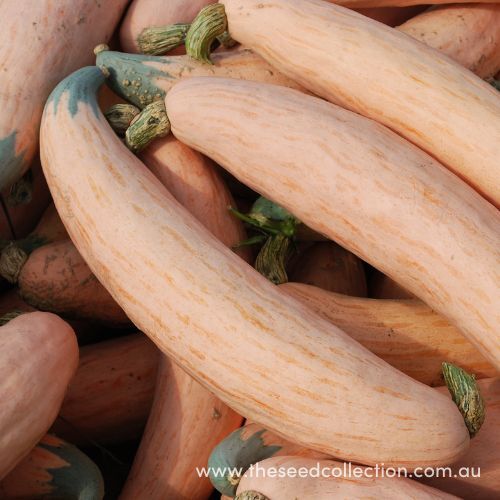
[217, 30, 237, 49]
[7, 170, 33, 206]
[0, 310, 26, 326]
[0, 243, 28, 283]
[442, 362, 485, 437]
[138, 23, 190, 55]
[125, 100, 170, 153]
[185, 3, 227, 64]
[234, 491, 270, 500]
[105, 104, 140, 137]
[255, 234, 292, 285]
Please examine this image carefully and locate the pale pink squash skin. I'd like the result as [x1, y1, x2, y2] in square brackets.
[236, 456, 459, 499]
[398, 4, 500, 79]
[421, 378, 500, 499]
[121, 361, 243, 500]
[167, 77, 500, 371]
[40, 67, 469, 469]
[0, 312, 78, 479]
[123, 122, 248, 499]
[0, 0, 129, 189]
[281, 283, 495, 387]
[221, 0, 500, 208]
[331, 0, 495, 7]
[18, 239, 130, 325]
[53, 334, 159, 445]
[120, 0, 214, 53]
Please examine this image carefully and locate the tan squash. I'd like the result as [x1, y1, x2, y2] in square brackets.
[397, 4, 500, 78]
[281, 283, 494, 386]
[220, 0, 500, 207]
[40, 66, 470, 468]
[166, 76, 500, 371]
[54, 334, 159, 445]
[236, 456, 459, 499]
[0, 312, 78, 478]
[0, 0, 129, 190]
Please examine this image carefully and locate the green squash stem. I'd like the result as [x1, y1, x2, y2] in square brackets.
[442, 362, 486, 437]
[235, 491, 270, 500]
[105, 104, 140, 137]
[255, 234, 292, 285]
[137, 23, 191, 55]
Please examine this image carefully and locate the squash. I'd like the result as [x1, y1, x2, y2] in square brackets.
[121, 361, 243, 499]
[420, 378, 500, 499]
[96, 48, 305, 111]
[121, 105, 248, 499]
[40, 66, 470, 468]
[0, 312, 78, 478]
[218, 0, 500, 207]
[330, 0, 495, 8]
[236, 456, 459, 499]
[0, 434, 104, 499]
[120, 0, 215, 53]
[357, 6, 426, 25]
[209, 423, 329, 496]
[54, 334, 159, 446]
[0, 0, 129, 190]
[290, 242, 367, 296]
[281, 283, 495, 386]
[397, 3, 500, 79]
[15, 239, 130, 325]
[166, 76, 500, 371]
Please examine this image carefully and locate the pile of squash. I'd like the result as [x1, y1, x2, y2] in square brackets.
[0, 0, 498, 499]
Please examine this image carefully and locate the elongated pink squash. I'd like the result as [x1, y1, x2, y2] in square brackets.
[330, 0, 496, 8]
[54, 334, 159, 445]
[167, 77, 500, 371]
[236, 456, 458, 499]
[221, 0, 500, 207]
[0, 312, 78, 478]
[281, 283, 494, 386]
[397, 4, 500, 78]
[120, 0, 214, 53]
[40, 66, 470, 469]
[0, 0, 129, 190]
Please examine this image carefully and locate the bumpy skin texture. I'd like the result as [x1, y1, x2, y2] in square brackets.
[40, 67, 469, 469]
[167, 77, 500, 372]
[281, 283, 495, 387]
[0, 434, 104, 499]
[221, 0, 500, 208]
[0, 0, 128, 190]
[122, 111, 248, 500]
[54, 335, 159, 445]
[18, 239, 130, 325]
[398, 4, 500, 78]
[421, 378, 500, 499]
[236, 456, 459, 499]
[120, 0, 214, 53]
[0, 313, 78, 479]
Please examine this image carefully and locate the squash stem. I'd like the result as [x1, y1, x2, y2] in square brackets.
[125, 100, 170, 153]
[0, 310, 26, 326]
[442, 362, 485, 437]
[138, 23, 191, 55]
[234, 491, 270, 500]
[185, 3, 228, 64]
[7, 170, 33, 206]
[105, 104, 140, 137]
[255, 234, 293, 285]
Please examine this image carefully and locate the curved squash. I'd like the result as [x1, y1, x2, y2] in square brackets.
[398, 3, 500, 79]
[0, 0, 128, 190]
[0, 312, 78, 478]
[220, 0, 500, 207]
[18, 239, 130, 325]
[166, 76, 500, 371]
[0, 434, 104, 499]
[40, 66, 469, 469]
[289, 242, 367, 296]
[236, 456, 459, 499]
[281, 283, 494, 386]
[54, 334, 159, 446]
